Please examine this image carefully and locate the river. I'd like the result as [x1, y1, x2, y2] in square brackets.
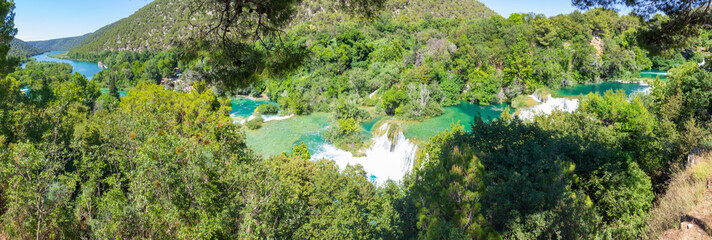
[22, 51, 104, 80]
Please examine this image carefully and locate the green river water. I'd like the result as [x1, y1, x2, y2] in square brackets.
[553, 82, 650, 98]
[640, 69, 668, 81]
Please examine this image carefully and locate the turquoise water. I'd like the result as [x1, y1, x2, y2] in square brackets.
[230, 97, 271, 117]
[402, 101, 512, 141]
[554, 82, 649, 98]
[640, 69, 668, 81]
[361, 115, 387, 132]
[100, 88, 127, 97]
[245, 113, 331, 157]
[22, 51, 104, 79]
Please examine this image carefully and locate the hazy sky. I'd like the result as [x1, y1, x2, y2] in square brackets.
[13, 0, 627, 41]
[14, 0, 153, 41]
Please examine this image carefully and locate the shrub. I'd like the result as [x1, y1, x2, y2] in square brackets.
[245, 115, 264, 130]
[257, 103, 279, 115]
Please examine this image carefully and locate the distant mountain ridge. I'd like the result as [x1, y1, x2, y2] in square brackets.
[69, 0, 498, 54]
[28, 34, 91, 51]
[8, 38, 44, 57]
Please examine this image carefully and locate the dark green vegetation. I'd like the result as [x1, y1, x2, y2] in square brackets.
[573, 0, 712, 52]
[8, 38, 42, 57]
[3, 0, 712, 239]
[0, 0, 16, 74]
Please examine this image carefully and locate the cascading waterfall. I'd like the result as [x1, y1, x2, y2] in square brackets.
[312, 122, 417, 184]
[519, 94, 579, 120]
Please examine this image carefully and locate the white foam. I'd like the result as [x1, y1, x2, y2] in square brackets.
[518, 94, 579, 121]
[369, 90, 378, 99]
[311, 123, 417, 185]
[236, 114, 294, 124]
[263, 114, 294, 122]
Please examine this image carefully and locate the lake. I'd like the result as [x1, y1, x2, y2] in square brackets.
[22, 51, 104, 80]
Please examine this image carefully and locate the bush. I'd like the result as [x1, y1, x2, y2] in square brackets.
[245, 115, 264, 130]
[257, 103, 279, 115]
[700, 135, 712, 150]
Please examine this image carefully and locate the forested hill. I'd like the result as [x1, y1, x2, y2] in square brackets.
[292, 0, 497, 27]
[8, 38, 44, 57]
[69, 0, 194, 54]
[69, 0, 497, 54]
[27, 33, 90, 51]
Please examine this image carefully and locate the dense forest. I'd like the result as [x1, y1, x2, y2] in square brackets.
[2, 0, 712, 239]
[8, 38, 43, 57]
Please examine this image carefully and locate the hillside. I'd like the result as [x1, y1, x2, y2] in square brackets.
[648, 149, 712, 239]
[27, 34, 90, 51]
[69, 0, 497, 54]
[69, 0, 194, 53]
[292, 0, 497, 27]
[8, 38, 44, 57]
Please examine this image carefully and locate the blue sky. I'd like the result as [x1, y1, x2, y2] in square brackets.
[13, 0, 627, 41]
[479, 0, 579, 17]
[479, 0, 631, 17]
[14, 0, 152, 41]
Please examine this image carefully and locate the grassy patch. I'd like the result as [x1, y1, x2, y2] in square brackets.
[645, 150, 711, 238]
[47, 51, 69, 59]
[693, 156, 712, 180]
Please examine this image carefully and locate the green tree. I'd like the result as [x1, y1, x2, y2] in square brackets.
[0, 0, 17, 76]
[381, 89, 407, 115]
[505, 35, 534, 91]
[182, 0, 387, 90]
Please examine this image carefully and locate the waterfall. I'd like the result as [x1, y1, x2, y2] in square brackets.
[312, 122, 418, 184]
[519, 94, 580, 120]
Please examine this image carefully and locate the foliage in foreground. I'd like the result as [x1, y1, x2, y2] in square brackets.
[0, 78, 409, 239]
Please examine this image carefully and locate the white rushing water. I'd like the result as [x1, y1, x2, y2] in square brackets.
[518, 94, 579, 121]
[234, 114, 294, 124]
[312, 123, 417, 184]
[263, 114, 294, 122]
